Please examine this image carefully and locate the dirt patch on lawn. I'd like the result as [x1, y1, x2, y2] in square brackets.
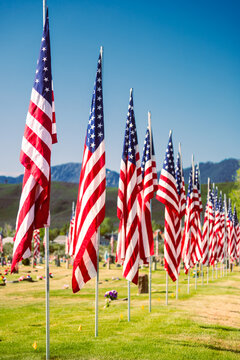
[176, 282, 240, 328]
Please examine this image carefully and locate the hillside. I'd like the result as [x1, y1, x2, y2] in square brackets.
[184, 158, 240, 184]
[1, 158, 239, 186]
[0, 181, 236, 230]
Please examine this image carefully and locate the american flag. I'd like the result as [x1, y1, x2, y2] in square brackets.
[72, 49, 106, 293]
[156, 132, 181, 281]
[66, 204, 75, 256]
[209, 188, 220, 265]
[138, 114, 157, 263]
[190, 165, 202, 265]
[217, 192, 224, 262]
[181, 167, 196, 273]
[110, 233, 114, 255]
[33, 229, 40, 264]
[232, 205, 238, 261]
[233, 205, 240, 260]
[201, 186, 214, 265]
[11, 11, 57, 272]
[176, 147, 186, 219]
[116, 89, 142, 284]
[175, 151, 186, 273]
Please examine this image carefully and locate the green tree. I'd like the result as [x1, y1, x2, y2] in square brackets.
[229, 169, 240, 215]
[100, 217, 113, 235]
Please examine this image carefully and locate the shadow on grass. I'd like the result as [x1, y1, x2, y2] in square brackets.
[199, 325, 240, 332]
[165, 340, 240, 354]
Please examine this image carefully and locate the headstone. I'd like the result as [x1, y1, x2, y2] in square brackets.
[138, 274, 148, 294]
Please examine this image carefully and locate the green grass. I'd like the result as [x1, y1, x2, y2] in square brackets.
[0, 264, 239, 359]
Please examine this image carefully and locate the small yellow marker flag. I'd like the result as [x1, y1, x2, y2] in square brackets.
[78, 325, 82, 331]
[32, 342, 37, 350]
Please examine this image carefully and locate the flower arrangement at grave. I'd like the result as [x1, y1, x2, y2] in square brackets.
[104, 290, 118, 308]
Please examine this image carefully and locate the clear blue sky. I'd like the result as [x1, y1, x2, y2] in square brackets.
[1, 0, 240, 175]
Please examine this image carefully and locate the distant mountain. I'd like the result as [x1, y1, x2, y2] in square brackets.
[1, 158, 239, 186]
[0, 163, 120, 187]
[184, 158, 240, 184]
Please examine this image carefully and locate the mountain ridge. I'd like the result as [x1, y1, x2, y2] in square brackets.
[1, 158, 239, 186]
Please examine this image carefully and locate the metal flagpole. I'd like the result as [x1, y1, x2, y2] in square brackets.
[212, 183, 215, 281]
[128, 281, 131, 321]
[95, 46, 103, 337]
[224, 194, 227, 276]
[176, 275, 179, 299]
[207, 178, 210, 285]
[195, 263, 197, 290]
[149, 255, 152, 312]
[166, 271, 168, 305]
[42, 3, 50, 360]
[176, 142, 183, 300]
[187, 155, 194, 295]
[198, 163, 204, 286]
[45, 227, 50, 360]
[95, 227, 100, 337]
[148, 111, 152, 313]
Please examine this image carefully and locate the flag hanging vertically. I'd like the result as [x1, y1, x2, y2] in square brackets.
[110, 233, 114, 256]
[190, 165, 203, 265]
[66, 204, 75, 256]
[201, 185, 214, 265]
[233, 205, 240, 260]
[72, 49, 106, 293]
[181, 167, 196, 273]
[156, 131, 181, 281]
[177, 146, 186, 219]
[33, 229, 40, 264]
[175, 151, 186, 274]
[116, 89, 142, 284]
[11, 10, 57, 272]
[232, 205, 238, 261]
[138, 114, 157, 263]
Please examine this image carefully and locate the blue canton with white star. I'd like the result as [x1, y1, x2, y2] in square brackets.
[187, 168, 193, 198]
[194, 166, 201, 191]
[141, 128, 151, 177]
[233, 205, 238, 226]
[175, 153, 182, 196]
[163, 132, 175, 178]
[86, 53, 104, 153]
[122, 91, 138, 165]
[218, 193, 222, 213]
[33, 11, 52, 105]
[228, 199, 233, 221]
[214, 188, 219, 212]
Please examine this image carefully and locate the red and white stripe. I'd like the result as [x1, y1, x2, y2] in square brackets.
[138, 119, 157, 263]
[156, 132, 181, 282]
[116, 90, 142, 285]
[11, 64, 56, 271]
[66, 215, 75, 256]
[33, 229, 40, 264]
[72, 51, 105, 293]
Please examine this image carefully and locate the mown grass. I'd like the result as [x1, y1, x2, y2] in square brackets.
[0, 263, 239, 360]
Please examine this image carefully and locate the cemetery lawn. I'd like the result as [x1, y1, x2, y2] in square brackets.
[0, 264, 239, 360]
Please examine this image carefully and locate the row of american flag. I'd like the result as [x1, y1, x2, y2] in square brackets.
[11, 11, 240, 298]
